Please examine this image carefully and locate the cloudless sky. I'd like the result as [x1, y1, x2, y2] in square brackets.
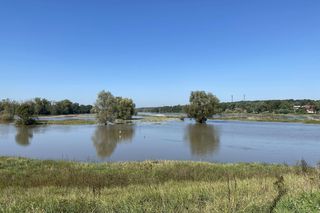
[0, 0, 319, 107]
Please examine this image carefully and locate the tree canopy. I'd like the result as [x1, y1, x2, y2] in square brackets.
[0, 98, 93, 122]
[16, 102, 36, 125]
[94, 91, 136, 125]
[186, 91, 220, 123]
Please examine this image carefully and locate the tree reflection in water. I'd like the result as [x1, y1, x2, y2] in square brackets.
[185, 124, 220, 156]
[92, 125, 135, 159]
[15, 126, 43, 146]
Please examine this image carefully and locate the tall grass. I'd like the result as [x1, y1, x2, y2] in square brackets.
[0, 157, 320, 212]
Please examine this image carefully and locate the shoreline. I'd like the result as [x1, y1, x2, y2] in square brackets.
[3, 113, 320, 126]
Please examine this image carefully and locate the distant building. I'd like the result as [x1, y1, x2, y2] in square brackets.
[304, 105, 316, 114]
[293, 105, 301, 110]
[293, 105, 316, 114]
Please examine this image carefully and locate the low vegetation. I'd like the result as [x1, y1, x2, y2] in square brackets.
[0, 157, 319, 212]
[212, 113, 320, 124]
[39, 119, 97, 125]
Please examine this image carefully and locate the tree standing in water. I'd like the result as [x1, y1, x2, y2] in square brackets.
[94, 90, 135, 125]
[186, 91, 220, 123]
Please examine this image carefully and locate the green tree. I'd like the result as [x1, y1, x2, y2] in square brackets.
[56, 99, 73, 114]
[0, 99, 18, 121]
[34, 98, 51, 115]
[115, 97, 136, 120]
[186, 91, 220, 123]
[94, 91, 135, 125]
[16, 102, 36, 125]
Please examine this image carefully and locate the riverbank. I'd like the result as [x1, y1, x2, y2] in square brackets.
[37, 114, 180, 125]
[212, 113, 320, 125]
[9, 113, 320, 126]
[0, 157, 319, 212]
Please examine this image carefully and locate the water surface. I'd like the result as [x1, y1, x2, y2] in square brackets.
[1, 120, 320, 165]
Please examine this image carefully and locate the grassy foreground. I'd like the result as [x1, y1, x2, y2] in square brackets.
[1, 158, 320, 212]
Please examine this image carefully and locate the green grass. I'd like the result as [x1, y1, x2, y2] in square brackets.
[1, 157, 320, 212]
[39, 119, 97, 125]
[212, 117, 320, 124]
[139, 116, 181, 123]
[303, 120, 320, 124]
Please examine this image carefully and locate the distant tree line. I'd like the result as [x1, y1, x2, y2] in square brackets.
[137, 105, 186, 113]
[2, 91, 320, 126]
[0, 98, 93, 122]
[220, 99, 320, 114]
[137, 99, 320, 115]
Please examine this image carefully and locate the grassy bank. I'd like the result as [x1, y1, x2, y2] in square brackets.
[0, 157, 320, 212]
[39, 119, 97, 125]
[39, 116, 178, 125]
[212, 117, 320, 124]
[212, 113, 320, 124]
[139, 116, 180, 123]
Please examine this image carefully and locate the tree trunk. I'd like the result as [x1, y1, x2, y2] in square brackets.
[197, 117, 207, 124]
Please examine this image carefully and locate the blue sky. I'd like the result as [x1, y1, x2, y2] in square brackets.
[0, 0, 319, 107]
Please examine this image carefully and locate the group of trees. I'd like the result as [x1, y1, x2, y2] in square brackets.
[0, 99, 18, 121]
[94, 90, 220, 125]
[4, 90, 319, 126]
[31, 98, 93, 115]
[220, 99, 320, 114]
[93, 90, 218, 124]
[138, 98, 320, 116]
[0, 98, 93, 124]
[137, 105, 185, 114]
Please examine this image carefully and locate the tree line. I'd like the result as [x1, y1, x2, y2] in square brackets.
[2, 90, 319, 126]
[0, 98, 93, 122]
[137, 99, 320, 115]
[137, 105, 185, 113]
[0, 91, 136, 126]
[220, 99, 320, 114]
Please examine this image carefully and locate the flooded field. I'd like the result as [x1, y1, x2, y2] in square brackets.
[1, 120, 320, 165]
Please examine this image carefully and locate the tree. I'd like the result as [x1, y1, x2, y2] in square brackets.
[56, 99, 73, 115]
[94, 90, 135, 125]
[115, 97, 136, 120]
[186, 91, 220, 123]
[34, 98, 51, 115]
[0, 99, 18, 121]
[16, 102, 36, 125]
